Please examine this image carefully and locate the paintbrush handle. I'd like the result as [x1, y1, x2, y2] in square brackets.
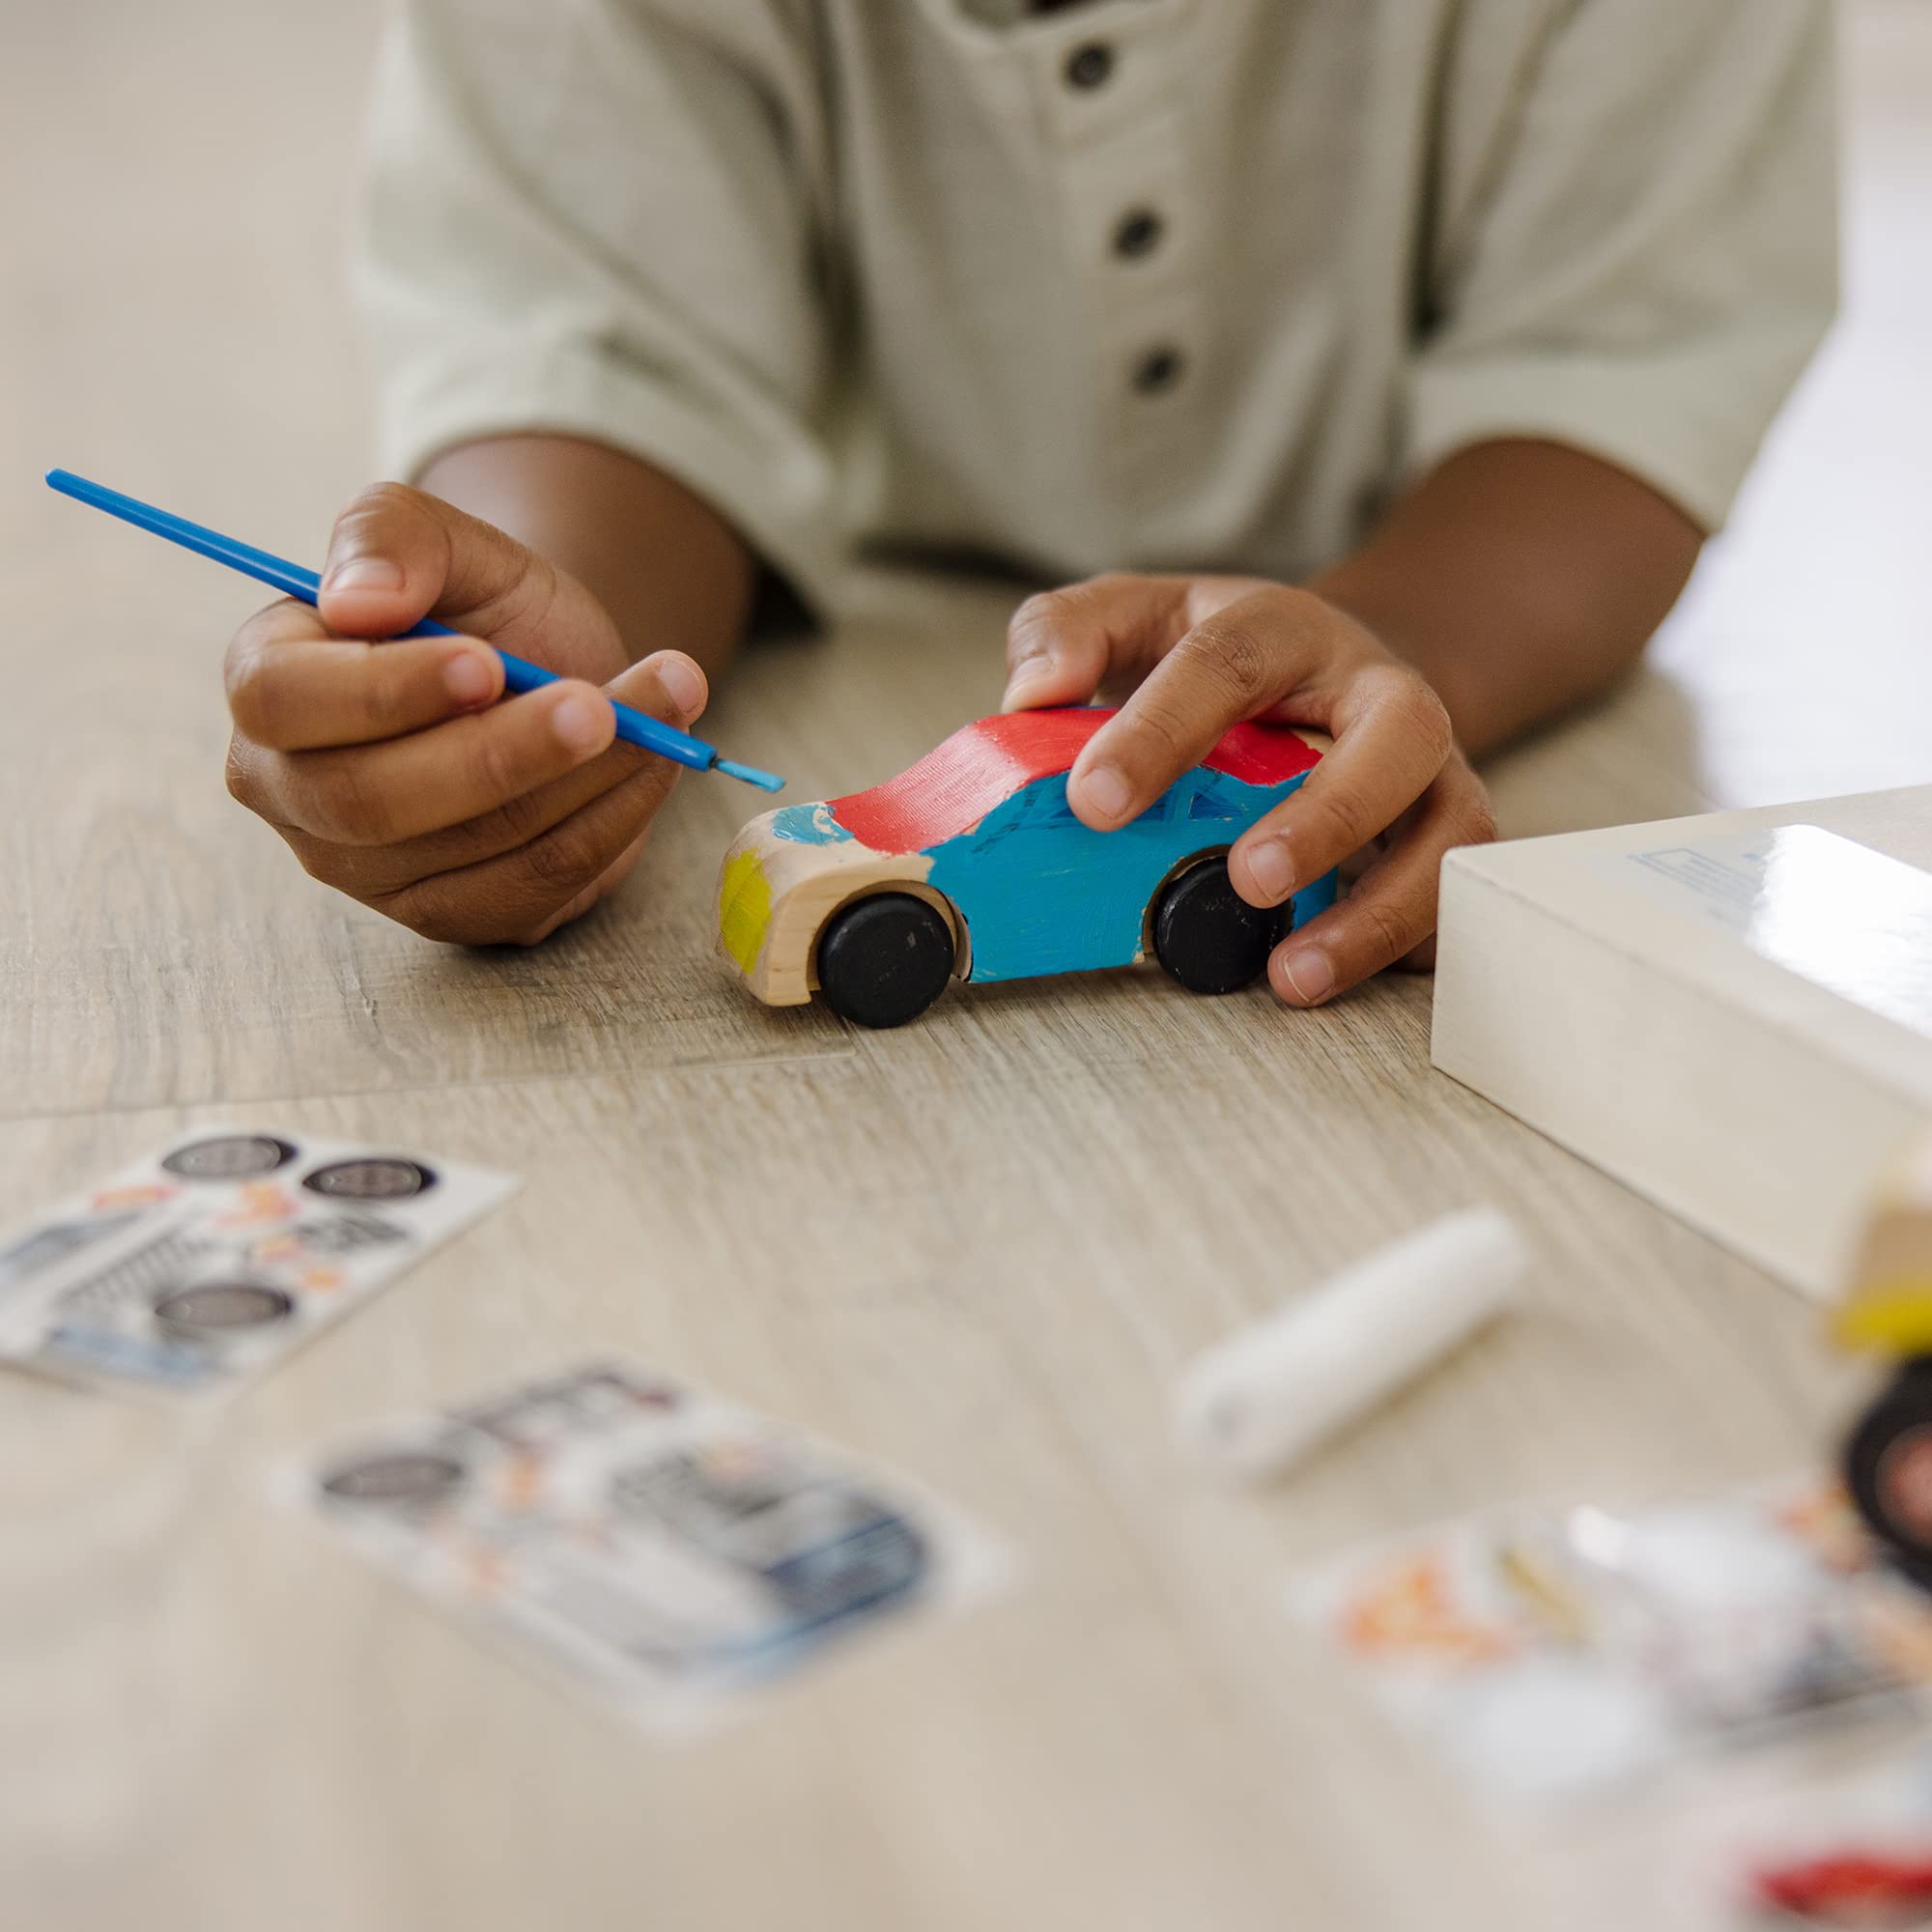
[43, 469, 782, 790]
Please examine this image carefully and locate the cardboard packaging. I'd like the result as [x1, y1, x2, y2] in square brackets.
[1432, 786, 1932, 1299]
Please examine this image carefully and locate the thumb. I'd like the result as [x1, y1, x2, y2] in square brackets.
[999, 574, 1190, 713]
[315, 481, 539, 646]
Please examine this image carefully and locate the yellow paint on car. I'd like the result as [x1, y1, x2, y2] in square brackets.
[718, 845, 774, 977]
[1835, 1277, 1932, 1353]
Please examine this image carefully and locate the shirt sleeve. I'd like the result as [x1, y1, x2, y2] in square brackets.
[1403, 0, 1839, 532]
[354, 0, 840, 613]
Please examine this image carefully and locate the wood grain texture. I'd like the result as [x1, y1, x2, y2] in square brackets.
[4, 4, 1932, 1931]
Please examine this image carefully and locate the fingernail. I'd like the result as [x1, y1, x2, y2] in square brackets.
[444, 650, 496, 705]
[1277, 947, 1335, 1005]
[325, 555, 405, 593]
[655, 654, 705, 719]
[1000, 657, 1056, 712]
[1245, 837, 1296, 905]
[553, 692, 612, 754]
[1079, 764, 1131, 823]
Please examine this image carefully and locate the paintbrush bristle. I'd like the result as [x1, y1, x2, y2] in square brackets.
[716, 757, 785, 793]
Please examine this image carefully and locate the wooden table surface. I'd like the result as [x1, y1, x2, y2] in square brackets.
[6, 5, 1932, 1929]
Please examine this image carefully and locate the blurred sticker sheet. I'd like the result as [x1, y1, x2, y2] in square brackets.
[1291, 1476, 1932, 1807]
[0, 1127, 516, 1397]
[286, 1357, 1011, 1735]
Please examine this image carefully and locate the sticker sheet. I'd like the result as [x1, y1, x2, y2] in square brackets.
[1291, 1477, 1932, 1807]
[0, 1128, 518, 1397]
[285, 1357, 1012, 1735]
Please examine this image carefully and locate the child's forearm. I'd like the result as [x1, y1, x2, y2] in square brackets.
[1307, 439, 1704, 759]
[416, 434, 756, 681]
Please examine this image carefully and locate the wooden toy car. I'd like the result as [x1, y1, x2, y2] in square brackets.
[1836, 1131, 1932, 1582]
[1746, 1847, 1932, 1921]
[716, 708, 1336, 1028]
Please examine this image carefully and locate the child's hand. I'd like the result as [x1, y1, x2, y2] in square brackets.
[222, 484, 706, 946]
[1000, 573, 1495, 1006]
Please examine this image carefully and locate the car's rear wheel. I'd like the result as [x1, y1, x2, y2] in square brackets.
[1846, 1358, 1932, 1583]
[1152, 856, 1287, 995]
[815, 893, 954, 1029]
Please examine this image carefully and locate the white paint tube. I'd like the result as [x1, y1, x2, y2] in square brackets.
[1175, 1207, 1528, 1481]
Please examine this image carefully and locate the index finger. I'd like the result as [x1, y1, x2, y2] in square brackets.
[225, 599, 504, 752]
[1065, 587, 1309, 829]
[1000, 575, 1194, 713]
[314, 482, 563, 661]
[1226, 666, 1453, 909]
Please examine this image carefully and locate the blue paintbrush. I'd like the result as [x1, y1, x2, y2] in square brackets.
[43, 468, 784, 792]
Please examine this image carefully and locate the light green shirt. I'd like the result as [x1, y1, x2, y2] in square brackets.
[357, 0, 1836, 616]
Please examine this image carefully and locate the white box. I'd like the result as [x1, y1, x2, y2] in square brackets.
[1431, 786, 1932, 1299]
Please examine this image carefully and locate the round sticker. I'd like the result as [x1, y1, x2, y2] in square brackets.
[1876, 1425, 1932, 1547]
[301, 1157, 438, 1202]
[153, 1282, 296, 1336]
[160, 1135, 297, 1181]
[320, 1451, 468, 1508]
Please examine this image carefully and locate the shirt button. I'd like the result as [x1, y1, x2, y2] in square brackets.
[1132, 346, 1185, 395]
[1112, 209, 1164, 260]
[1064, 42, 1115, 90]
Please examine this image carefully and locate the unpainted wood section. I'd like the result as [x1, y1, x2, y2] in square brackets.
[721, 808, 950, 1005]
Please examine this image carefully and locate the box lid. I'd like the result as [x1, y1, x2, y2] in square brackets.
[1442, 785, 1932, 1107]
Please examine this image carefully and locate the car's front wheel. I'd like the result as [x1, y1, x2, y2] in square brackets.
[814, 893, 955, 1029]
[1151, 856, 1287, 995]
[1846, 1357, 1932, 1582]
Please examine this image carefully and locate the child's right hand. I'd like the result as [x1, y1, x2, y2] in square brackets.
[222, 485, 707, 946]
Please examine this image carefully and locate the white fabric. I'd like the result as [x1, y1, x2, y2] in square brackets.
[356, 0, 1838, 616]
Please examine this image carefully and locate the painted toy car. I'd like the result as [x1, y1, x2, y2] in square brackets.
[1836, 1131, 1932, 1584]
[1746, 1847, 1932, 1922]
[716, 707, 1336, 1028]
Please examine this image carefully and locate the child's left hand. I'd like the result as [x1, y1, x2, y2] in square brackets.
[1000, 573, 1496, 1007]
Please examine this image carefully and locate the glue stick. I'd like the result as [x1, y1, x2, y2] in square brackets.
[1175, 1207, 1528, 1481]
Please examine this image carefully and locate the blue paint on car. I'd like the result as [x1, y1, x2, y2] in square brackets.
[923, 765, 1327, 983]
[770, 802, 853, 846]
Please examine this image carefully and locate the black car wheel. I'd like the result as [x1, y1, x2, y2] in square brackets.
[1151, 856, 1287, 995]
[1846, 1357, 1932, 1581]
[160, 1134, 298, 1180]
[320, 1450, 469, 1512]
[815, 894, 954, 1029]
[302, 1157, 438, 1201]
[152, 1281, 296, 1338]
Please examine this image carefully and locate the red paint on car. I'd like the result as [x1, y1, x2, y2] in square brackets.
[827, 709, 1321, 855]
